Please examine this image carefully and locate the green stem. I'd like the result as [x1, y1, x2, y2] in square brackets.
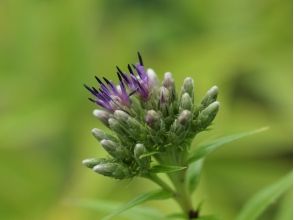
[168, 169, 194, 217]
[157, 149, 196, 219]
[147, 173, 193, 218]
[146, 173, 175, 194]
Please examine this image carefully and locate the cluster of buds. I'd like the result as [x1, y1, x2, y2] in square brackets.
[83, 53, 219, 179]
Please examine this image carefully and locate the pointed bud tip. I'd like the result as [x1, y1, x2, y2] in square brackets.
[82, 158, 104, 168]
[208, 86, 219, 95]
[93, 109, 102, 117]
[91, 127, 100, 135]
[178, 110, 192, 125]
[210, 101, 220, 109]
[114, 110, 129, 121]
[93, 164, 104, 172]
[82, 159, 91, 166]
[184, 77, 194, 84]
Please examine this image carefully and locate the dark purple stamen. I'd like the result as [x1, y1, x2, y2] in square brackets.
[137, 52, 144, 66]
[129, 90, 137, 96]
[85, 52, 152, 111]
[128, 64, 134, 75]
[116, 66, 124, 74]
[117, 72, 123, 83]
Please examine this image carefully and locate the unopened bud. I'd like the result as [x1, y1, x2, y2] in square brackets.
[108, 118, 123, 134]
[160, 87, 170, 104]
[82, 158, 106, 168]
[145, 110, 160, 128]
[93, 163, 130, 179]
[134, 143, 146, 159]
[201, 86, 218, 108]
[91, 128, 108, 141]
[178, 110, 192, 125]
[101, 139, 117, 152]
[101, 139, 129, 159]
[93, 109, 111, 126]
[180, 93, 193, 111]
[127, 117, 143, 131]
[114, 110, 129, 121]
[134, 143, 150, 168]
[181, 77, 194, 99]
[163, 72, 175, 90]
[147, 68, 159, 88]
[197, 101, 220, 130]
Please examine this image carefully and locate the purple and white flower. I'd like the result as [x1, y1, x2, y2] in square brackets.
[85, 53, 158, 112]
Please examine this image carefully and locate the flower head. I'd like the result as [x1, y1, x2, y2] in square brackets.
[83, 53, 219, 180]
[85, 52, 157, 112]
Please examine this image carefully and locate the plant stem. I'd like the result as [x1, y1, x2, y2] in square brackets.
[168, 169, 195, 218]
[161, 148, 196, 219]
[146, 173, 175, 194]
[146, 171, 195, 219]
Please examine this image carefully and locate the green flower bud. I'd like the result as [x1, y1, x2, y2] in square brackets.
[100, 139, 128, 159]
[91, 128, 108, 141]
[134, 143, 150, 169]
[197, 101, 220, 130]
[201, 86, 218, 108]
[93, 109, 111, 126]
[145, 110, 160, 129]
[127, 117, 143, 130]
[93, 163, 131, 179]
[114, 110, 129, 122]
[180, 93, 193, 111]
[163, 72, 176, 101]
[160, 86, 170, 104]
[101, 139, 117, 151]
[134, 143, 146, 159]
[82, 158, 106, 168]
[181, 77, 194, 100]
[108, 118, 124, 134]
[178, 110, 192, 126]
[134, 144, 151, 170]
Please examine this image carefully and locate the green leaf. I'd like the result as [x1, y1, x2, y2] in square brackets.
[166, 213, 187, 219]
[274, 189, 292, 220]
[102, 190, 173, 220]
[196, 215, 221, 220]
[236, 172, 292, 220]
[150, 165, 187, 173]
[188, 127, 268, 163]
[66, 198, 168, 220]
[186, 159, 204, 193]
[139, 151, 159, 159]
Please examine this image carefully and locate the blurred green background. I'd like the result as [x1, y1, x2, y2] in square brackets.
[0, 0, 292, 219]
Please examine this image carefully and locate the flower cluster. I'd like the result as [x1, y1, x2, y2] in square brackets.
[83, 53, 219, 179]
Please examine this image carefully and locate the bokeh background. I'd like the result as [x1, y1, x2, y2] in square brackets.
[0, 0, 292, 220]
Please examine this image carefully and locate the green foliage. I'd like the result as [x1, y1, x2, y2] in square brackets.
[196, 216, 221, 220]
[67, 198, 169, 220]
[186, 159, 204, 193]
[0, 0, 291, 219]
[149, 165, 187, 174]
[188, 127, 269, 163]
[236, 172, 292, 220]
[102, 190, 172, 220]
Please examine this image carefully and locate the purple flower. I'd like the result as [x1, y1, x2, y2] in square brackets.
[84, 76, 130, 112]
[117, 52, 156, 101]
[85, 53, 157, 111]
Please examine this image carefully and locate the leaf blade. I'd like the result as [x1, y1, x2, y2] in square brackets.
[188, 127, 269, 163]
[150, 165, 187, 174]
[186, 158, 204, 193]
[66, 198, 168, 220]
[236, 172, 292, 220]
[102, 189, 172, 220]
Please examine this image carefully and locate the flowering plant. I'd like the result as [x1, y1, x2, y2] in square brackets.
[82, 53, 290, 220]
